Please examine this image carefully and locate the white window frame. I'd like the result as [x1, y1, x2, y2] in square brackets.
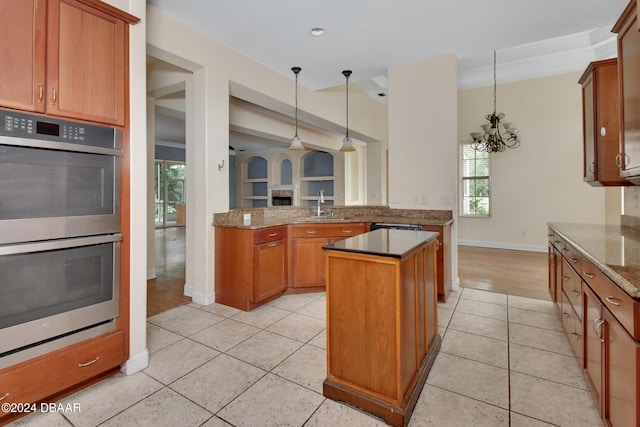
[459, 143, 491, 218]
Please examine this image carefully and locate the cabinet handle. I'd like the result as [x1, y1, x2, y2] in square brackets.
[268, 233, 277, 237]
[51, 87, 57, 105]
[268, 243, 277, 247]
[341, 229, 352, 233]
[0, 392, 9, 401]
[562, 248, 569, 253]
[584, 272, 596, 279]
[569, 257, 579, 264]
[562, 312, 570, 318]
[616, 153, 622, 168]
[38, 83, 43, 103]
[605, 296, 621, 307]
[78, 356, 100, 367]
[306, 230, 317, 234]
[588, 162, 595, 174]
[570, 332, 581, 340]
[554, 240, 561, 244]
[593, 318, 605, 343]
[562, 275, 570, 281]
[571, 290, 580, 297]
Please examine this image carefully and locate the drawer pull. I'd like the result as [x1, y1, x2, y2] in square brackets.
[571, 290, 580, 297]
[562, 248, 569, 253]
[569, 257, 580, 263]
[306, 230, 317, 234]
[570, 332, 581, 340]
[605, 296, 621, 307]
[268, 243, 277, 247]
[584, 272, 596, 279]
[554, 240, 562, 244]
[268, 233, 277, 237]
[0, 392, 9, 401]
[78, 356, 100, 367]
[341, 229, 352, 233]
[38, 83, 44, 103]
[561, 275, 570, 281]
[562, 312, 570, 319]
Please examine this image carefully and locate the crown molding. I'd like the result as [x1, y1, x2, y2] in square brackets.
[457, 27, 617, 90]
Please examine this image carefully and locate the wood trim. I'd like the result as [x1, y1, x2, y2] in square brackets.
[73, 0, 140, 24]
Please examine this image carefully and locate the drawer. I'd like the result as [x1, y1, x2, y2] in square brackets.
[561, 258, 582, 319]
[560, 241, 582, 274]
[0, 331, 125, 414]
[582, 259, 640, 340]
[549, 229, 563, 250]
[254, 226, 287, 245]
[291, 223, 365, 238]
[560, 291, 584, 365]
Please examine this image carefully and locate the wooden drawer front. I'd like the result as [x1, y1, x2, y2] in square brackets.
[0, 332, 124, 413]
[561, 258, 583, 319]
[560, 242, 582, 274]
[561, 291, 584, 365]
[291, 223, 365, 238]
[550, 230, 563, 251]
[583, 259, 639, 340]
[254, 226, 287, 245]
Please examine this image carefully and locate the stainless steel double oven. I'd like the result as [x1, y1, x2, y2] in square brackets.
[0, 109, 122, 369]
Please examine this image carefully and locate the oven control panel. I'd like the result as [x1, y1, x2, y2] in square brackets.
[0, 109, 119, 149]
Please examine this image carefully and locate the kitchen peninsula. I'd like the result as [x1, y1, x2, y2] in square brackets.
[213, 206, 453, 311]
[322, 229, 440, 427]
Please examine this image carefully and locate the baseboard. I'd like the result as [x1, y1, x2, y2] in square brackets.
[458, 239, 546, 253]
[121, 349, 149, 375]
[190, 289, 215, 305]
[146, 268, 156, 280]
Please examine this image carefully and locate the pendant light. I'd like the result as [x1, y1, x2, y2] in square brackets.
[340, 69, 356, 152]
[288, 66, 305, 150]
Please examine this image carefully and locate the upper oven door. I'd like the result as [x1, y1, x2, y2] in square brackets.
[0, 110, 121, 244]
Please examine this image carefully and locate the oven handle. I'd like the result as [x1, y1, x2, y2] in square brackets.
[0, 234, 122, 256]
[0, 135, 122, 157]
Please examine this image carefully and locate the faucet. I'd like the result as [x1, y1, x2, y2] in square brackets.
[317, 188, 325, 217]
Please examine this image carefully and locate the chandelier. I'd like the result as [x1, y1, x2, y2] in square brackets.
[470, 51, 521, 153]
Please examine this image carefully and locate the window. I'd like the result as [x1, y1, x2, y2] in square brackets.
[460, 143, 490, 217]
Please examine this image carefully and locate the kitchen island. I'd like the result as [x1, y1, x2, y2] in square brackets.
[322, 229, 440, 427]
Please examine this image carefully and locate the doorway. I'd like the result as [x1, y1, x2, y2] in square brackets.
[155, 160, 186, 228]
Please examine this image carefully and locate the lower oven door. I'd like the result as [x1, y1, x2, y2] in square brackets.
[0, 234, 121, 359]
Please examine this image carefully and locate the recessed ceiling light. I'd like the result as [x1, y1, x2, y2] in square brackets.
[309, 27, 325, 37]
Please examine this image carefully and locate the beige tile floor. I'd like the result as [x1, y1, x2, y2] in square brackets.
[10, 288, 604, 427]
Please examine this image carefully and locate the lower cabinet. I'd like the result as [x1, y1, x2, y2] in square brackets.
[215, 225, 287, 310]
[422, 223, 451, 302]
[549, 227, 640, 427]
[290, 223, 366, 289]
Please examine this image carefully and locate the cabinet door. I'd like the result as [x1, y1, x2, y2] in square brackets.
[582, 71, 596, 182]
[583, 285, 604, 415]
[0, 0, 46, 112]
[604, 309, 639, 427]
[46, 0, 126, 125]
[254, 239, 286, 303]
[618, 12, 640, 179]
[292, 237, 328, 288]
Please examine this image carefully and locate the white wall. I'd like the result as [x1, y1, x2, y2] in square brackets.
[457, 72, 613, 252]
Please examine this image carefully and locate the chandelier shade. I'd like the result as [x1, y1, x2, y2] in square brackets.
[470, 51, 521, 153]
[288, 66, 306, 151]
[340, 69, 356, 152]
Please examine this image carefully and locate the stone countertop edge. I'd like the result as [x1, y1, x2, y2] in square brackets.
[323, 229, 440, 259]
[549, 223, 640, 299]
[213, 206, 454, 229]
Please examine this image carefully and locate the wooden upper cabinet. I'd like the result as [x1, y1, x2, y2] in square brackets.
[47, 0, 126, 125]
[0, 0, 47, 112]
[579, 59, 630, 186]
[613, 0, 640, 183]
[0, 0, 138, 126]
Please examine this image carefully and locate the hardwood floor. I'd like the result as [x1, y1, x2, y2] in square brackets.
[147, 227, 191, 317]
[458, 245, 550, 301]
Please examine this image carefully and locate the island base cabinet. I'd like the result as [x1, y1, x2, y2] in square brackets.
[323, 241, 440, 427]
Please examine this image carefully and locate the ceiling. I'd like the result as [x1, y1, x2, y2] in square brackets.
[147, 0, 629, 153]
[147, 0, 628, 95]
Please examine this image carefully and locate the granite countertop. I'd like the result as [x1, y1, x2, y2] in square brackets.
[213, 206, 454, 229]
[549, 222, 640, 298]
[323, 229, 439, 259]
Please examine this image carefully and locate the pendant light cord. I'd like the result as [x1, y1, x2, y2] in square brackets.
[294, 71, 299, 137]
